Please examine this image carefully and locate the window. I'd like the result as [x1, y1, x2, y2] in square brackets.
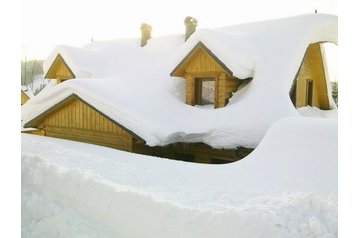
[195, 78, 216, 106]
[306, 79, 313, 106]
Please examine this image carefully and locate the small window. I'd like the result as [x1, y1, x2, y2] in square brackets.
[195, 78, 215, 106]
[306, 80, 313, 106]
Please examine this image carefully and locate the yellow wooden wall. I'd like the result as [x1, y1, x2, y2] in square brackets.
[21, 91, 29, 105]
[45, 55, 74, 83]
[38, 98, 133, 151]
[294, 43, 330, 109]
[181, 47, 240, 108]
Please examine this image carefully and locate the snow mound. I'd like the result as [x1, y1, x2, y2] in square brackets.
[22, 117, 337, 237]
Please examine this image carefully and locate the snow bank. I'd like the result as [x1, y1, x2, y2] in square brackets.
[22, 14, 338, 149]
[22, 117, 337, 237]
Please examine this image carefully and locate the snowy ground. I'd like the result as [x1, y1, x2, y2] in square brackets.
[22, 117, 337, 238]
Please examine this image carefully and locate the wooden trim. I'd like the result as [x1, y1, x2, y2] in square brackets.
[23, 93, 145, 142]
[291, 46, 308, 108]
[317, 43, 330, 108]
[170, 41, 233, 77]
[44, 54, 76, 79]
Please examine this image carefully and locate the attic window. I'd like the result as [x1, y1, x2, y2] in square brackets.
[195, 78, 215, 106]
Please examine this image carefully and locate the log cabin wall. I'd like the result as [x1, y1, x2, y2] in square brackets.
[36, 97, 134, 151]
[293, 43, 330, 109]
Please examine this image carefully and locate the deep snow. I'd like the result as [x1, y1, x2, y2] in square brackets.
[22, 117, 337, 238]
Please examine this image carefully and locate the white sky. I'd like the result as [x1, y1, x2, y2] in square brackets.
[22, 0, 337, 60]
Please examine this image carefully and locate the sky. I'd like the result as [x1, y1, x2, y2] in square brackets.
[22, 0, 337, 60]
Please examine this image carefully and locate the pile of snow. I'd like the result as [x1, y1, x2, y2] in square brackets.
[297, 106, 338, 119]
[22, 117, 337, 238]
[21, 14, 338, 149]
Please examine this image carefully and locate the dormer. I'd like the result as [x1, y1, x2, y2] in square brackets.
[171, 42, 250, 108]
[44, 54, 75, 84]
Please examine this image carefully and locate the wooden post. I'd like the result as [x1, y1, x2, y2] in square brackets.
[185, 73, 194, 105]
[56, 76, 61, 84]
[217, 73, 226, 108]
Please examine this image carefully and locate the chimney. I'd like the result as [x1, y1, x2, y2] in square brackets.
[184, 16, 198, 41]
[140, 23, 152, 47]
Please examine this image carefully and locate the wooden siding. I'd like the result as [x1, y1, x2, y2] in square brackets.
[174, 45, 241, 108]
[184, 47, 227, 74]
[45, 54, 75, 83]
[293, 43, 330, 109]
[36, 98, 133, 151]
[21, 91, 29, 105]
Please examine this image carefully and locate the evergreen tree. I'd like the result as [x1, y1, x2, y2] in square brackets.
[331, 81, 338, 107]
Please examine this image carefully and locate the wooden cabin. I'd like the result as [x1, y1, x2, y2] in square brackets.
[290, 43, 330, 109]
[24, 94, 138, 151]
[24, 94, 252, 163]
[23, 15, 336, 164]
[171, 42, 251, 108]
[23, 43, 332, 164]
[44, 54, 76, 84]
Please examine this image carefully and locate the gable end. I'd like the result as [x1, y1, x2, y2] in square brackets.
[170, 41, 233, 77]
[24, 94, 145, 142]
[44, 54, 76, 81]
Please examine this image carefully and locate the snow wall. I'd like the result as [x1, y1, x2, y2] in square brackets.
[22, 117, 337, 238]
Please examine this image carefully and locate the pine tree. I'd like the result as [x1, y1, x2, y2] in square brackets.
[331, 81, 338, 107]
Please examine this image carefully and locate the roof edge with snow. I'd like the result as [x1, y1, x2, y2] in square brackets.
[24, 93, 146, 142]
[44, 54, 76, 79]
[170, 41, 233, 77]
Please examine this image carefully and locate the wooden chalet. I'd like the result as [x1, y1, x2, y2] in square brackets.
[22, 14, 337, 164]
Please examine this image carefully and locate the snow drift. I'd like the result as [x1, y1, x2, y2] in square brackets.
[22, 117, 337, 238]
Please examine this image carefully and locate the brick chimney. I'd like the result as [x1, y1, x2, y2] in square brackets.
[184, 16, 198, 41]
[140, 23, 152, 47]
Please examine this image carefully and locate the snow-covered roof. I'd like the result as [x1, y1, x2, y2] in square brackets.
[22, 14, 338, 148]
[21, 86, 34, 98]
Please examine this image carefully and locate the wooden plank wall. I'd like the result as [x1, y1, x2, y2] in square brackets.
[39, 98, 133, 151]
[46, 55, 74, 83]
[21, 91, 29, 105]
[294, 43, 330, 109]
[183, 47, 240, 108]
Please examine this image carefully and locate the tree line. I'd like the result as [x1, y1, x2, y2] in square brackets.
[21, 59, 44, 86]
